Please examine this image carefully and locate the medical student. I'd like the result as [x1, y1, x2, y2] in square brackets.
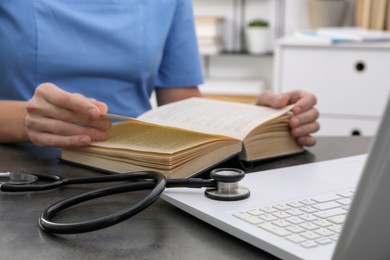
[0, 0, 319, 148]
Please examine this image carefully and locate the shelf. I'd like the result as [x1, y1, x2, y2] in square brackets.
[194, 0, 284, 93]
[201, 51, 273, 57]
[194, 0, 286, 54]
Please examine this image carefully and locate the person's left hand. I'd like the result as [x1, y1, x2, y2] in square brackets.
[256, 89, 320, 147]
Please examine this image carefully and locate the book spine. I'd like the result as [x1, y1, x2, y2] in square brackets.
[195, 16, 225, 55]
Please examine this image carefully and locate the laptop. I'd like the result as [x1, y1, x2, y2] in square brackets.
[161, 97, 390, 259]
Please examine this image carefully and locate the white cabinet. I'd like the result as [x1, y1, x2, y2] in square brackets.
[274, 38, 390, 136]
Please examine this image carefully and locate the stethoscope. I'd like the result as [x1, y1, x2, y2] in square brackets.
[0, 168, 250, 234]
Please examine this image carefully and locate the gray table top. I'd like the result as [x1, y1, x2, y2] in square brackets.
[0, 137, 371, 260]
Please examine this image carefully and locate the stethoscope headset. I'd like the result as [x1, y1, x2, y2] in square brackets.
[0, 168, 250, 234]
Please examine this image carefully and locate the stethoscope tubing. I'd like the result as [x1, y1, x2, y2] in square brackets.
[39, 171, 167, 234]
[37, 172, 218, 234]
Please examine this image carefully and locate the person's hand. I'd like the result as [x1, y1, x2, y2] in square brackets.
[256, 90, 320, 146]
[25, 83, 112, 147]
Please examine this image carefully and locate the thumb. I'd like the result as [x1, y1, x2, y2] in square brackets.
[256, 90, 290, 108]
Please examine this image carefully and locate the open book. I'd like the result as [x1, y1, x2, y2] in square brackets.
[61, 98, 303, 178]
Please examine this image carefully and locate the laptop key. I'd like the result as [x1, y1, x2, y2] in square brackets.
[313, 208, 347, 219]
[314, 228, 334, 237]
[285, 208, 305, 216]
[328, 225, 342, 233]
[286, 201, 305, 208]
[286, 234, 306, 243]
[300, 199, 317, 205]
[312, 201, 342, 210]
[312, 194, 341, 203]
[247, 208, 265, 216]
[258, 222, 292, 237]
[301, 231, 321, 240]
[286, 216, 305, 225]
[300, 240, 318, 248]
[315, 237, 333, 245]
[327, 215, 346, 224]
[272, 211, 291, 219]
[273, 204, 291, 211]
[243, 216, 265, 225]
[286, 225, 306, 233]
[336, 198, 352, 206]
[300, 214, 318, 222]
[259, 214, 278, 222]
[272, 219, 291, 228]
[232, 189, 354, 249]
[313, 219, 333, 228]
[260, 206, 278, 214]
[300, 206, 318, 213]
[233, 211, 252, 220]
[300, 222, 319, 231]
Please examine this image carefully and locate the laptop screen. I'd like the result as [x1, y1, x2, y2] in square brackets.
[332, 96, 390, 259]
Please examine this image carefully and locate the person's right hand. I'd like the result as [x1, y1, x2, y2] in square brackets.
[25, 83, 112, 147]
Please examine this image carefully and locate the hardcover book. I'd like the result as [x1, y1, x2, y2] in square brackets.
[61, 98, 303, 178]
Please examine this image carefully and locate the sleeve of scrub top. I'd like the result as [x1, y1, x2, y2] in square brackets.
[155, 0, 204, 87]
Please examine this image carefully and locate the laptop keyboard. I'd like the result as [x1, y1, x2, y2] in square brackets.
[233, 190, 354, 249]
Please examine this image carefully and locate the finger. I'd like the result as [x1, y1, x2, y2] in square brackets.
[296, 135, 317, 147]
[27, 98, 112, 131]
[28, 130, 93, 147]
[25, 116, 109, 144]
[289, 108, 320, 128]
[286, 90, 317, 115]
[35, 83, 102, 119]
[27, 116, 109, 141]
[89, 98, 109, 114]
[256, 90, 290, 108]
[291, 121, 320, 138]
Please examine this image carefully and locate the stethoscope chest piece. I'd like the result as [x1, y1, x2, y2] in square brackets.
[204, 168, 250, 201]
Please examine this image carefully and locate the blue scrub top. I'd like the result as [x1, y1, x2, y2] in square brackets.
[0, 0, 203, 117]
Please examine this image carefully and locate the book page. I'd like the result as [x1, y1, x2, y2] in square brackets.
[91, 120, 230, 154]
[138, 98, 293, 140]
